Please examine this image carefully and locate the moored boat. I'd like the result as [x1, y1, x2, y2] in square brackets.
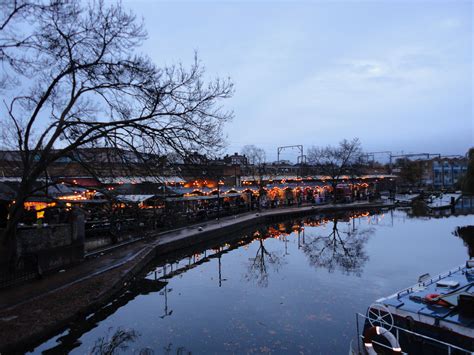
[352, 260, 474, 354]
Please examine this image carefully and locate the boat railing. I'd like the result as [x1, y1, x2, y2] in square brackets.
[389, 265, 466, 300]
[355, 312, 472, 354]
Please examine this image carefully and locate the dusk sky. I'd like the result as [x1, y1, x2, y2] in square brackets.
[124, 0, 472, 162]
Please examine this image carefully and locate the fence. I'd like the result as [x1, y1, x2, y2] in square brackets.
[0, 254, 40, 289]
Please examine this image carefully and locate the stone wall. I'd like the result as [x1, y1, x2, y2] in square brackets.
[0, 222, 85, 287]
[14, 223, 84, 273]
[16, 224, 73, 255]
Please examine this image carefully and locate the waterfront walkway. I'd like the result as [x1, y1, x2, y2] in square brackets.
[0, 201, 391, 352]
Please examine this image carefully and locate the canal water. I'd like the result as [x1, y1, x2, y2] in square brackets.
[31, 208, 473, 354]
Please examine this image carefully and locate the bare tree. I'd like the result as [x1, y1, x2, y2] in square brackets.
[461, 148, 474, 194]
[307, 138, 363, 201]
[1, 1, 32, 88]
[241, 145, 265, 167]
[241, 145, 269, 208]
[0, 0, 233, 265]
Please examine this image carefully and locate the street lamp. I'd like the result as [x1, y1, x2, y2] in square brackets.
[217, 179, 224, 220]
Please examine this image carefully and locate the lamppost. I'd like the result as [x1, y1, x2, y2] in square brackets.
[159, 264, 172, 319]
[217, 179, 224, 220]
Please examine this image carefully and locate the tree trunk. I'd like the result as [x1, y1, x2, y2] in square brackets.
[2, 198, 25, 271]
[2, 180, 32, 271]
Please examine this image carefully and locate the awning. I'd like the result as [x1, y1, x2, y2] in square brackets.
[59, 177, 101, 187]
[47, 184, 87, 197]
[166, 192, 242, 202]
[115, 194, 155, 203]
[100, 176, 185, 184]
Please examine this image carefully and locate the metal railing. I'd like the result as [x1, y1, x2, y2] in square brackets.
[0, 254, 40, 289]
[355, 312, 473, 354]
[378, 265, 466, 301]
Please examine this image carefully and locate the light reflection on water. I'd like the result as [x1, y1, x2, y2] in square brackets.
[31, 209, 473, 354]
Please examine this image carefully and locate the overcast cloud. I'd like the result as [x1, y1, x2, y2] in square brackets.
[124, 0, 472, 162]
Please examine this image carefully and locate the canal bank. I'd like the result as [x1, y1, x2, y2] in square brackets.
[0, 201, 392, 353]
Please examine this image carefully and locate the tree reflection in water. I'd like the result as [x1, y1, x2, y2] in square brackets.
[90, 327, 139, 355]
[244, 232, 286, 287]
[243, 211, 374, 285]
[454, 225, 474, 258]
[37, 278, 167, 354]
[32, 210, 381, 353]
[301, 214, 373, 276]
[89, 327, 192, 354]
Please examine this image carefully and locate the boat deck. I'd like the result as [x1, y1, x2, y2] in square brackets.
[377, 264, 474, 335]
[427, 193, 462, 209]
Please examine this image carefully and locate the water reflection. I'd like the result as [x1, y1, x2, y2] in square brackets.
[89, 327, 191, 355]
[31, 208, 474, 354]
[162, 343, 192, 355]
[240, 212, 374, 284]
[90, 327, 139, 355]
[408, 196, 474, 219]
[300, 214, 372, 275]
[38, 278, 167, 354]
[34, 211, 376, 353]
[454, 226, 474, 258]
[244, 235, 285, 287]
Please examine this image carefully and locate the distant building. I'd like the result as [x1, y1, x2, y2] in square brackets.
[402, 156, 469, 188]
[431, 157, 468, 188]
[223, 153, 248, 166]
[183, 152, 209, 165]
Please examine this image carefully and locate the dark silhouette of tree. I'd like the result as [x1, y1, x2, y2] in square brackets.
[0, 0, 233, 264]
[454, 225, 474, 258]
[301, 216, 372, 275]
[31, 277, 167, 354]
[241, 145, 269, 208]
[244, 236, 284, 287]
[90, 327, 139, 355]
[0, 1, 55, 90]
[307, 138, 363, 201]
[461, 148, 474, 194]
[398, 159, 423, 186]
[241, 145, 265, 163]
[89, 327, 157, 355]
